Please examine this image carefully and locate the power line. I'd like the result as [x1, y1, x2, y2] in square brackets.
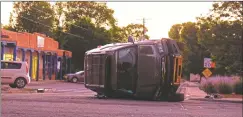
[18, 15, 86, 49]
[31, 7, 89, 31]
[19, 15, 84, 39]
[31, 6, 108, 40]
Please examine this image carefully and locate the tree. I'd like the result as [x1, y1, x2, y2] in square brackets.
[52, 2, 69, 49]
[168, 24, 182, 41]
[120, 23, 150, 41]
[2, 24, 16, 32]
[169, 1, 242, 76]
[64, 2, 116, 28]
[10, 2, 55, 35]
[169, 22, 207, 78]
[64, 17, 113, 70]
[197, 1, 242, 75]
[208, 1, 243, 21]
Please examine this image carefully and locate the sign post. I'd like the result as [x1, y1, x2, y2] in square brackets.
[202, 68, 212, 78]
[202, 58, 215, 79]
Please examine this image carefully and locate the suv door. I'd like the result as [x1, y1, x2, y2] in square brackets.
[117, 46, 137, 92]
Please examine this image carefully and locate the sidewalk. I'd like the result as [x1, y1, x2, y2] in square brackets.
[180, 81, 243, 103]
[1, 80, 65, 94]
[190, 97, 243, 103]
[28, 79, 65, 86]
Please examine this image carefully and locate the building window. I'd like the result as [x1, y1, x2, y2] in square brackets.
[4, 54, 13, 61]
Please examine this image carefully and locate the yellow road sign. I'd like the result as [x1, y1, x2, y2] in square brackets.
[202, 68, 212, 78]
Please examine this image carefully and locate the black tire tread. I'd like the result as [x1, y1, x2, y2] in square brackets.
[14, 77, 27, 89]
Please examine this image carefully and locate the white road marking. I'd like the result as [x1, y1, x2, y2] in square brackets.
[180, 104, 188, 110]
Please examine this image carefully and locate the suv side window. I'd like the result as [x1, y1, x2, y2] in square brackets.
[139, 45, 154, 55]
[118, 47, 136, 70]
[1, 62, 22, 69]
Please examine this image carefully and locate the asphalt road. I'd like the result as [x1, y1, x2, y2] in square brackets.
[1, 82, 243, 117]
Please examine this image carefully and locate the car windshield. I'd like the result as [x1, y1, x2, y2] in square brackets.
[75, 71, 84, 74]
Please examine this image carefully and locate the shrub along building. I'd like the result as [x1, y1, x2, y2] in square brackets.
[1, 28, 72, 81]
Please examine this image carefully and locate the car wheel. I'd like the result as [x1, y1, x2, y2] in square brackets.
[9, 84, 17, 88]
[14, 78, 27, 89]
[72, 77, 78, 83]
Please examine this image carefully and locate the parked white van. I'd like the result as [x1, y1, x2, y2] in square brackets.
[1, 60, 31, 88]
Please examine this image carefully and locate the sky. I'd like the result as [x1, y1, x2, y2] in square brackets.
[1, 2, 214, 39]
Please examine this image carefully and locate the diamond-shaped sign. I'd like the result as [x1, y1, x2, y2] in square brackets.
[202, 68, 212, 78]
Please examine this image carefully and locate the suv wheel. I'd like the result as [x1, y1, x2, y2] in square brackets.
[9, 84, 17, 88]
[72, 77, 78, 83]
[15, 78, 27, 89]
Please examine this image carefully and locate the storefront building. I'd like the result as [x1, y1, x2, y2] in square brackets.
[1, 29, 72, 81]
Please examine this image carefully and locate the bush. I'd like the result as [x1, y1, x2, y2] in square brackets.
[201, 82, 218, 94]
[217, 82, 233, 94]
[234, 80, 243, 94]
[200, 75, 242, 95]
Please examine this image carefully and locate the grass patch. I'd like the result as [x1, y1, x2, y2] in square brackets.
[200, 75, 241, 95]
[201, 82, 218, 94]
[217, 82, 233, 94]
[234, 80, 243, 95]
[221, 94, 243, 98]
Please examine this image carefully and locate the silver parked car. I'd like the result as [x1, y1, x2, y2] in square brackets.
[63, 71, 84, 83]
[1, 60, 31, 88]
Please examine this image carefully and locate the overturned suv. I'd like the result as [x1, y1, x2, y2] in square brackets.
[84, 38, 184, 101]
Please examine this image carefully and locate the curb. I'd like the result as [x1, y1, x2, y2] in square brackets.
[2, 88, 56, 94]
[28, 80, 65, 86]
[189, 98, 243, 103]
[2, 88, 38, 93]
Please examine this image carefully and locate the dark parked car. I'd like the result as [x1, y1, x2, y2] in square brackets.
[63, 71, 84, 83]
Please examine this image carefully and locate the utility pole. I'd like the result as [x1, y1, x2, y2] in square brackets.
[142, 18, 145, 37]
[137, 17, 150, 41]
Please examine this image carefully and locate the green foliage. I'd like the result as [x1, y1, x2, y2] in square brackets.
[10, 2, 55, 35]
[234, 80, 243, 94]
[64, 2, 116, 28]
[121, 23, 150, 41]
[168, 24, 182, 41]
[217, 82, 233, 94]
[168, 1, 242, 76]
[6, 1, 149, 71]
[2, 24, 17, 32]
